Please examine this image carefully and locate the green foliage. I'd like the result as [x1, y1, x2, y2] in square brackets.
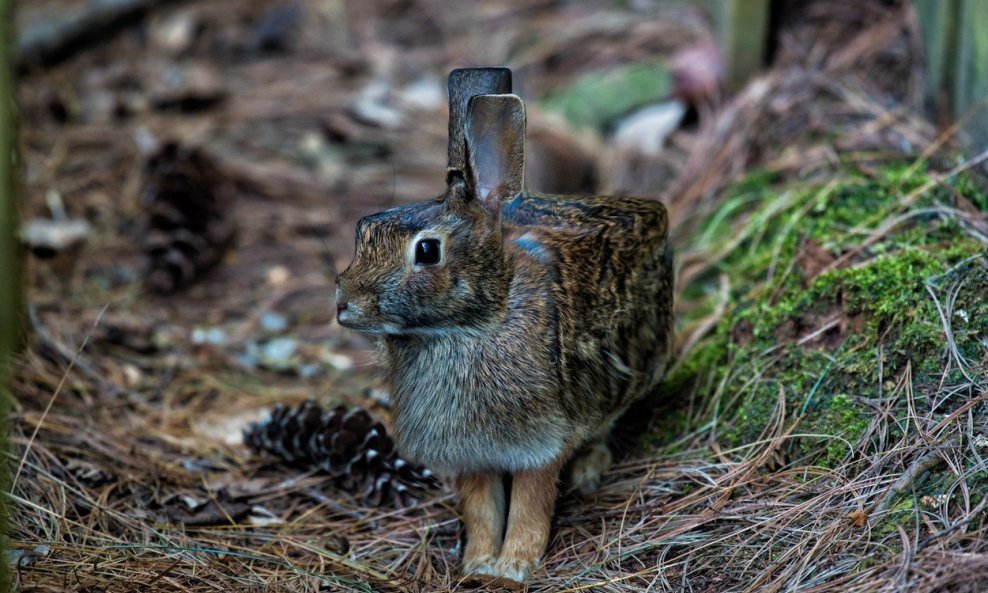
[541, 63, 671, 130]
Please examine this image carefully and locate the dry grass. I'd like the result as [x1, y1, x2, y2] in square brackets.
[9, 0, 988, 591]
[10, 336, 987, 592]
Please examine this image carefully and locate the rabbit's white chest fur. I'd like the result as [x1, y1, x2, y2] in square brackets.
[384, 276, 572, 475]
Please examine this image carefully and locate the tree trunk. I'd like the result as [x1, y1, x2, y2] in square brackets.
[709, 0, 771, 91]
[915, 0, 988, 149]
[0, 0, 21, 585]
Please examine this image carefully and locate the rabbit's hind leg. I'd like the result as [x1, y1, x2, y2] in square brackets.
[455, 472, 506, 579]
[567, 437, 613, 496]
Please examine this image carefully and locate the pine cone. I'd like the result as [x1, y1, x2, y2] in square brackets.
[142, 141, 235, 294]
[244, 400, 441, 506]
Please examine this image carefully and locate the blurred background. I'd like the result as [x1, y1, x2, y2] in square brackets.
[12, 0, 972, 390]
[6, 0, 988, 591]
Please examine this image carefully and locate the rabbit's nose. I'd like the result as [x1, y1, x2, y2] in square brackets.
[335, 285, 349, 315]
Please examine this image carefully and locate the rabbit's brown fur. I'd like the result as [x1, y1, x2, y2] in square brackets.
[336, 68, 674, 585]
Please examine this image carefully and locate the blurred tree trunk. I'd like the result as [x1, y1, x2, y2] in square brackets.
[953, 0, 988, 149]
[709, 0, 771, 91]
[0, 0, 20, 356]
[0, 0, 20, 585]
[915, 0, 988, 149]
[914, 0, 955, 124]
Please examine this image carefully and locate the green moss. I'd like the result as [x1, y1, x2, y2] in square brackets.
[801, 393, 870, 467]
[671, 163, 987, 470]
[877, 496, 918, 536]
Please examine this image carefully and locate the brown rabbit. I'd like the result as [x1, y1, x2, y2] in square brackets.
[336, 67, 674, 585]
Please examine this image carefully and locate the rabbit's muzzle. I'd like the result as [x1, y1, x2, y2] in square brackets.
[334, 274, 367, 329]
[335, 272, 397, 334]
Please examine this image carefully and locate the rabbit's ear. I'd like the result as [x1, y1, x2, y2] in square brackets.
[465, 94, 526, 211]
[447, 68, 512, 175]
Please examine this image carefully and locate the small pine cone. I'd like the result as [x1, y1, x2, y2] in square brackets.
[142, 141, 235, 294]
[244, 400, 440, 506]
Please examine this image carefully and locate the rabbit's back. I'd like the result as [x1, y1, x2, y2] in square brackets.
[504, 193, 674, 427]
[382, 193, 673, 474]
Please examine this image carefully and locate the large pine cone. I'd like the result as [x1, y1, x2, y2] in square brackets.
[142, 142, 235, 294]
[244, 400, 440, 507]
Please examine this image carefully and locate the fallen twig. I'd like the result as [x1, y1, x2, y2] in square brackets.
[17, 0, 179, 71]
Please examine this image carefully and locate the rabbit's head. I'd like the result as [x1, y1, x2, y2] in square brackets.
[336, 72, 525, 335]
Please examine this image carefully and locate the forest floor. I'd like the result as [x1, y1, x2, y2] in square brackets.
[8, 0, 988, 591]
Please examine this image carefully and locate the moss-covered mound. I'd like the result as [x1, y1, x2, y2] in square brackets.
[669, 162, 988, 513]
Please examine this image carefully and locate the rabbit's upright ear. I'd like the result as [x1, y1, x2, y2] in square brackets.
[447, 68, 512, 175]
[464, 94, 526, 212]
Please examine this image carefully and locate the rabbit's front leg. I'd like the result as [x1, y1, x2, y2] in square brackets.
[494, 462, 561, 584]
[455, 472, 506, 577]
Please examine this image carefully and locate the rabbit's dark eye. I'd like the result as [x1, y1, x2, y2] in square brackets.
[414, 238, 441, 265]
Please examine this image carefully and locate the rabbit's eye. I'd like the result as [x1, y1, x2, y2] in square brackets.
[414, 238, 441, 265]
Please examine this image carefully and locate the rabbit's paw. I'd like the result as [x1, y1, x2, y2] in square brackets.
[492, 557, 535, 587]
[462, 559, 527, 590]
[568, 440, 612, 496]
[461, 556, 500, 585]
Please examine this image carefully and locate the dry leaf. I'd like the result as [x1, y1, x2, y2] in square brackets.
[848, 510, 867, 527]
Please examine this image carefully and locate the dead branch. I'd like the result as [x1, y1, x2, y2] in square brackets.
[16, 0, 180, 71]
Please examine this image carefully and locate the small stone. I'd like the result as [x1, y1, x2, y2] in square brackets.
[400, 77, 444, 111]
[259, 337, 298, 371]
[152, 11, 199, 55]
[122, 364, 143, 387]
[266, 265, 291, 286]
[191, 327, 227, 346]
[321, 351, 353, 371]
[611, 100, 687, 156]
[260, 312, 289, 333]
[349, 80, 403, 129]
[20, 218, 91, 258]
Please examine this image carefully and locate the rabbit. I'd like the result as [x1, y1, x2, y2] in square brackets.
[335, 67, 674, 586]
